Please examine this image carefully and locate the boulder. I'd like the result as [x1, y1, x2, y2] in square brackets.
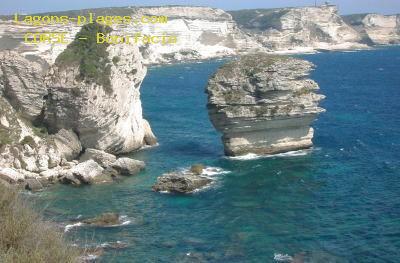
[49, 129, 82, 161]
[152, 171, 212, 193]
[64, 160, 104, 185]
[111, 158, 145, 176]
[190, 164, 205, 175]
[79, 148, 117, 168]
[0, 168, 24, 183]
[25, 178, 44, 192]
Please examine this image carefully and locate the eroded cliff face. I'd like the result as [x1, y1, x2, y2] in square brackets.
[44, 24, 156, 154]
[344, 14, 400, 45]
[127, 6, 263, 63]
[0, 6, 263, 65]
[0, 51, 47, 121]
[229, 5, 366, 52]
[0, 25, 155, 188]
[206, 54, 325, 156]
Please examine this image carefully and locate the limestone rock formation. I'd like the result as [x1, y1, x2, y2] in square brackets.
[80, 148, 117, 168]
[206, 54, 325, 156]
[111, 158, 145, 176]
[0, 51, 47, 121]
[0, 29, 152, 188]
[45, 23, 156, 154]
[0, 6, 263, 65]
[230, 5, 366, 52]
[344, 14, 400, 45]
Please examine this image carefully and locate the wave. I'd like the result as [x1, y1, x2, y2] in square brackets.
[228, 149, 313, 161]
[100, 240, 129, 249]
[64, 215, 132, 232]
[162, 166, 231, 194]
[192, 166, 230, 193]
[273, 253, 293, 262]
[140, 143, 159, 150]
[64, 222, 83, 232]
[201, 167, 231, 177]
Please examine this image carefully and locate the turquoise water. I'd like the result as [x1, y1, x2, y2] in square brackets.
[36, 47, 400, 262]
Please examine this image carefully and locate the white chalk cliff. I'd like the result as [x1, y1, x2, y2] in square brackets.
[45, 41, 155, 154]
[0, 24, 154, 188]
[344, 14, 400, 45]
[229, 5, 367, 53]
[0, 6, 264, 65]
[1, 5, 399, 64]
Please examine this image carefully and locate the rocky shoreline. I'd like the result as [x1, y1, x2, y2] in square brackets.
[0, 23, 156, 190]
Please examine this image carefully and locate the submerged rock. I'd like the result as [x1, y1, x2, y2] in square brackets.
[190, 164, 205, 175]
[206, 53, 325, 156]
[153, 170, 212, 193]
[82, 213, 121, 227]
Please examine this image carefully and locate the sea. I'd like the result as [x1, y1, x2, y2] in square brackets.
[33, 46, 400, 262]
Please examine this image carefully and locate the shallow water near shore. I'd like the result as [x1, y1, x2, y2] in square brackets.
[34, 46, 400, 262]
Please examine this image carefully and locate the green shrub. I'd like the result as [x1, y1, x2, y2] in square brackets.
[31, 126, 48, 138]
[112, 56, 120, 65]
[0, 129, 12, 148]
[0, 184, 79, 262]
[55, 22, 113, 93]
[20, 136, 36, 148]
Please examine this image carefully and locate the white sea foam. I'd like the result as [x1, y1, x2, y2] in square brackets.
[100, 240, 127, 248]
[274, 253, 293, 262]
[80, 254, 98, 262]
[118, 215, 131, 226]
[64, 215, 132, 232]
[228, 149, 312, 161]
[140, 143, 160, 150]
[201, 167, 230, 177]
[64, 222, 83, 232]
[229, 153, 262, 160]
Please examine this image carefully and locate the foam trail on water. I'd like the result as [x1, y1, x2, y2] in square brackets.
[64, 222, 83, 232]
[228, 149, 312, 161]
[274, 253, 293, 262]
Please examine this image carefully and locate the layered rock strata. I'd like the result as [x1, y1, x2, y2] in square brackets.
[1, 5, 399, 64]
[206, 54, 325, 156]
[343, 14, 400, 45]
[229, 5, 366, 53]
[0, 6, 263, 65]
[45, 39, 155, 153]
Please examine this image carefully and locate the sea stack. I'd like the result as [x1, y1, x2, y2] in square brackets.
[45, 23, 157, 154]
[206, 54, 325, 156]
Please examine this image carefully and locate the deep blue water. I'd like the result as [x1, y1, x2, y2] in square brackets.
[36, 47, 400, 262]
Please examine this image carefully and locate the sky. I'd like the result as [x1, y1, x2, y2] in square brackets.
[1, 0, 400, 15]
